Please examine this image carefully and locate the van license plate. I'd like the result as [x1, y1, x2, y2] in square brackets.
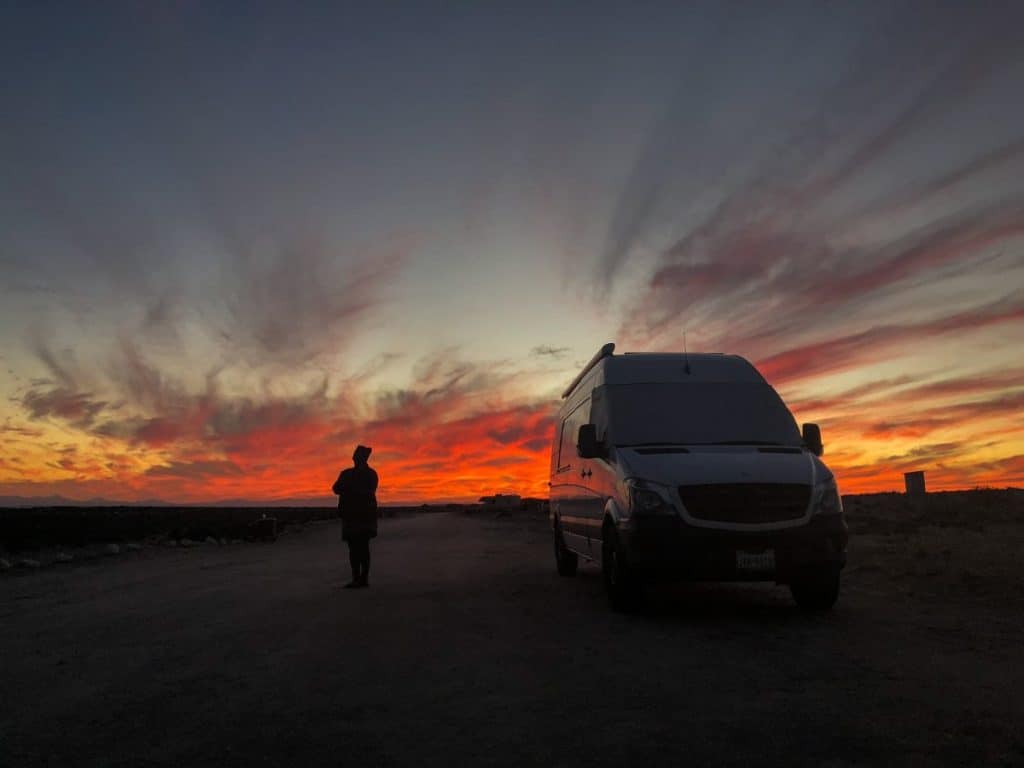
[736, 550, 775, 572]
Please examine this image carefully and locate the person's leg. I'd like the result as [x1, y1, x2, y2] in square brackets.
[353, 537, 368, 585]
[360, 538, 371, 586]
[345, 539, 360, 587]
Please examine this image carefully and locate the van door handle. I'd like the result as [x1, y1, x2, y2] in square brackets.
[580, 468, 591, 478]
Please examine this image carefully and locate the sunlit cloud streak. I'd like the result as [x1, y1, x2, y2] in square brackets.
[755, 296, 1024, 384]
[862, 390, 1024, 439]
[788, 368, 1024, 419]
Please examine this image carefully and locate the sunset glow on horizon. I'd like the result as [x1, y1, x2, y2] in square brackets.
[2, 4, 1023, 504]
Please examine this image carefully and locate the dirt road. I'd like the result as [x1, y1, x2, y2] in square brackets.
[2, 512, 1022, 766]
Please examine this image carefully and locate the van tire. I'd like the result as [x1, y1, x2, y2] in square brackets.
[553, 521, 578, 577]
[790, 567, 840, 611]
[602, 528, 640, 612]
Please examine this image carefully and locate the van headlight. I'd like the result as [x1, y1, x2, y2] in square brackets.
[811, 477, 843, 516]
[625, 479, 675, 516]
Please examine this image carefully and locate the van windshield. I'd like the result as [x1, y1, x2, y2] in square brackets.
[601, 382, 802, 447]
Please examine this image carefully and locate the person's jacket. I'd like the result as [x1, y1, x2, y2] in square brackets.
[332, 464, 379, 540]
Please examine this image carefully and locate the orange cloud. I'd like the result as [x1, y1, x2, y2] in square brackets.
[2, 345, 559, 503]
[3, 329, 1022, 503]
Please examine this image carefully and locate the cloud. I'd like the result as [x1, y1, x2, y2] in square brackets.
[21, 387, 107, 429]
[593, 3, 1024, 291]
[619, 196, 1024, 356]
[9, 317, 1021, 501]
[7, 337, 559, 502]
[756, 296, 1024, 385]
[530, 345, 570, 359]
[786, 375, 920, 417]
[863, 390, 1024, 441]
[146, 460, 244, 479]
[877, 442, 967, 472]
[787, 367, 1024, 433]
[854, 137, 1024, 222]
[894, 369, 1024, 403]
[9, 145, 410, 373]
[0, 423, 45, 438]
[956, 454, 1024, 486]
[18, 342, 107, 430]
[214, 234, 406, 368]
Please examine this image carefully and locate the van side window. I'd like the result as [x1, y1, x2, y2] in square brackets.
[556, 419, 574, 472]
[557, 398, 590, 472]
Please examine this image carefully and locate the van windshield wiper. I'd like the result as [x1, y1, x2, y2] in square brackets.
[623, 440, 794, 448]
[621, 442, 692, 448]
[697, 440, 787, 446]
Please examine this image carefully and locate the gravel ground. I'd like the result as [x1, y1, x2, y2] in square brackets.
[2, 511, 1022, 767]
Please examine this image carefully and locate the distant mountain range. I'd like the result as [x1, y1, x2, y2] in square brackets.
[0, 494, 337, 508]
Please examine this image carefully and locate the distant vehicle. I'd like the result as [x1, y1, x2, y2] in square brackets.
[549, 343, 847, 612]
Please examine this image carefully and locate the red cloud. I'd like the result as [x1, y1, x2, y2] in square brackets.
[6, 339, 1022, 502]
[9, 348, 559, 503]
[756, 298, 1024, 385]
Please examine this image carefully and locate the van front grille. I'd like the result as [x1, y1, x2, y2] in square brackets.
[678, 483, 810, 524]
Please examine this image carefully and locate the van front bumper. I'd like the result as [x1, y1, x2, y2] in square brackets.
[618, 514, 847, 583]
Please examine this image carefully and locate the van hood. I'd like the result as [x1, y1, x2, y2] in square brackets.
[616, 446, 829, 487]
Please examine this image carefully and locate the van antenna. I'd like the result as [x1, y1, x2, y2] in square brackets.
[683, 331, 691, 374]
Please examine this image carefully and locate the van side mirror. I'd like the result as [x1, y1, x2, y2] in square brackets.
[577, 424, 603, 459]
[802, 423, 823, 456]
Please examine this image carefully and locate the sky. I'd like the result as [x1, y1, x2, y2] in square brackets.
[2, 2, 1023, 503]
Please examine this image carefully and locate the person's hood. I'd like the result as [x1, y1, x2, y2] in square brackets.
[614, 445, 831, 487]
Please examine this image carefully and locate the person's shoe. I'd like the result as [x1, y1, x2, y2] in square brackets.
[343, 581, 360, 589]
[358, 580, 370, 588]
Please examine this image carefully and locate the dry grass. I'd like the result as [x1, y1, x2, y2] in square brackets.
[844, 489, 1024, 603]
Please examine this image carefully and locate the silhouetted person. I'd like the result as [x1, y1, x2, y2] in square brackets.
[332, 444, 379, 588]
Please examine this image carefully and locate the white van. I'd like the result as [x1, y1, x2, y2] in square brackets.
[549, 343, 848, 612]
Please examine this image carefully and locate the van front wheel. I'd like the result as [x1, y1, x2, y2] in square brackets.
[553, 521, 578, 577]
[602, 528, 641, 612]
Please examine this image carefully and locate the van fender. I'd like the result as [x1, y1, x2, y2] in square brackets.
[550, 503, 570, 534]
[602, 497, 628, 536]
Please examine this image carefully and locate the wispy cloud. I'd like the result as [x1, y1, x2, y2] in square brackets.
[146, 459, 244, 479]
[21, 388, 107, 429]
[755, 295, 1024, 385]
[596, 1, 1023, 370]
[213, 234, 407, 368]
[8, 338, 557, 502]
[530, 345, 571, 359]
